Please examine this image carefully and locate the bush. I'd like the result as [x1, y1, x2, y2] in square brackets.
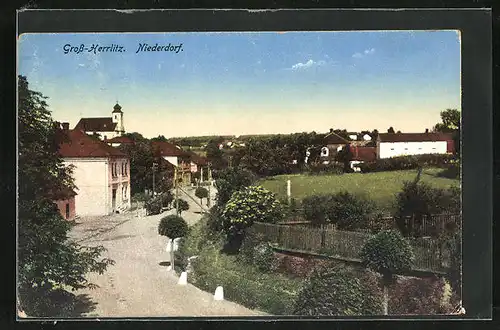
[214, 167, 257, 208]
[190, 245, 302, 315]
[174, 198, 190, 215]
[394, 181, 461, 237]
[253, 242, 279, 272]
[389, 276, 457, 315]
[158, 215, 188, 239]
[437, 162, 460, 179]
[306, 162, 344, 175]
[360, 230, 414, 280]
[238, 229, 266, 264]
[293, 263, 384, 316]
[195, 186, 209, 201]
[145, 196, 162, 215]
[160, 192, 173, 209]
[302, 192, 376, 230]
[222, 185, 284, 232]
[359, 154, 456, 173]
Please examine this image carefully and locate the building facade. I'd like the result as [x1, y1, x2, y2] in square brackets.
[58, 128, 131, 216]
[377, 132, 454, 159]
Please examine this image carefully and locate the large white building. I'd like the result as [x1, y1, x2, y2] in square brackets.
[58, 128, 131, 216]
[74, 103, 125, 140]
[376, 132, 455, 159]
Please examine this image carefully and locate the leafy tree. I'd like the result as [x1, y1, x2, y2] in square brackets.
[387, 127, 395, 134]
[195, 187, 209, 206]
[17, 75, 114, 315]
[222, 185, 284, 232]
[158, 215, 189, 239]
[360, 230, 415, 315]
[433, 108, 461, 154]
[335, 144, 354, 172]
[214, 167, 257, 208]
[293, 263, 384, 316]
[205, 139, 226, 170]
[174, 198, 190, 215]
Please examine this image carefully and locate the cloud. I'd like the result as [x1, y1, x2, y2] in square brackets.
[352, 48, 376, 58]
[290, 59, 326, 70]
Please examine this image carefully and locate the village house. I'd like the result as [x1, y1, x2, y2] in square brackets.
[50, 185, 77, 221]
[74, 103, 125, 141]
[58, 125, 131, 216]
[376, 131, 455, 159]
[152, 141, 193, 186]
[185, 150, 211, 182]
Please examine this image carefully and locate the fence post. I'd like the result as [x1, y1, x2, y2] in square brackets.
[320, 224, 326, 249]
[287, 180, 291, 205]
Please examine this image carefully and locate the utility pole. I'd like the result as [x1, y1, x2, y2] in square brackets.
[152, 162, 158, 197]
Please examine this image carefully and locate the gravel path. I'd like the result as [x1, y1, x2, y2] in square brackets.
[71, 187, 267, 317]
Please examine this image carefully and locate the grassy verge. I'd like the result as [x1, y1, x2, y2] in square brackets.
[259, 168, 459, 212]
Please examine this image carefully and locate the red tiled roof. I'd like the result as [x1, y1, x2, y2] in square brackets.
[324, 132, 350, 145]
[107, 136, 134, 144]
[185, 150, 208, 165]
[351, 146, 377, 162]
[378, 132, 454, 143]
[58, 129, 128, 158]
[74, 117, 117, 132]
[152, 141, 189, 157]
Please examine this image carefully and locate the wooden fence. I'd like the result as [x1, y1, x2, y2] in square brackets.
[250, 222, 453, 274]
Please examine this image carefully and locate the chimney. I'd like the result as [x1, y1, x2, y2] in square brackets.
[62, 122, 70, 131]
[425, 128, 429, 133]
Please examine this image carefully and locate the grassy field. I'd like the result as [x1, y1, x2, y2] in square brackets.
[258, 168, 460, 212]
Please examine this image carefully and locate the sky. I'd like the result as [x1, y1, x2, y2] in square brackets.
[18, 31, 461, 138]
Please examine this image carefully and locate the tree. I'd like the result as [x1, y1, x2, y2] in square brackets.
[360, 230, 415, 315]
[195, 187, 209, 206]
[158, 215, 188, 271]
[433, 108, 461, 154]
[175, 198, 189, 215]
[387, 127, 395, 134]
[17, 75, 114, 316]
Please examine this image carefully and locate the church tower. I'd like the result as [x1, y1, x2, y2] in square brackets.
[112, 103, 125, 136]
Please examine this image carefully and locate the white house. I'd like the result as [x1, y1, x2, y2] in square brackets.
[73, 103, 125, 141]
[58, 127, 131, 216]
[376, 132, 455, 159]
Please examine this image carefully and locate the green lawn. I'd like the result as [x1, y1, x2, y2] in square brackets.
[258, 168, 460, 213]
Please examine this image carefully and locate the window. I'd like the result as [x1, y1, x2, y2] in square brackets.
[112, 163, 118, 178]
[65, 203, 70, 219]
[123, 186, 127, 200]
[121, 163, 124, 176]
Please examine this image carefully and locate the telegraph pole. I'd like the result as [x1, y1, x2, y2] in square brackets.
[152, 162, 158, 197]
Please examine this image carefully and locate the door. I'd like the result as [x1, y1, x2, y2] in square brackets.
[112, 188, 117, 211]
[65, 203, 70, 219]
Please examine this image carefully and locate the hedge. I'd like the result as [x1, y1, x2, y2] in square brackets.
[359, 154, 456, 173]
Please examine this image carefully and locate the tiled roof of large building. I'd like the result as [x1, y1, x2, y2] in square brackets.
[107, 136, 134, 144]
[152, 141, 189, 157]
[74, 117, 117, 132]
[58, 129, 127, 158]
[378, 132, 454, 143]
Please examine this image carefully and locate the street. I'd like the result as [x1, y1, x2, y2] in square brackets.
[70, 186, 266, 317]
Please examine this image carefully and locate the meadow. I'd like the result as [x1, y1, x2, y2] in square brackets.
[258, 168, 460, 212]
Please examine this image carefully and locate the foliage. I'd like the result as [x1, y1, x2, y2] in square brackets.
[444, 230, 462, 294]
[359, 154, 456, 173]
[438, 161, 460, 179]
[253, 242, 279, 272]
[387, 127, 396, 134]
[302, 191, 376, 230]
[195, 186, 209, 202]
[145, 196, 162, 215]
[335, 145, 354, 172]
[222, 185, 284, 232]
[306, 162, 344, 175]
[394, 180, 461, 237]
[238, 229, 266, 264]
[158, 215, 188, 239]
[174, 198, 190, 215]
[17, 75, 114, 315]
[433, 108, 460, 154]
[360, 230, 414, 281]
[293, 263, 384, 316]
[190, 244, 302, 315]
[214, 167, 257, 208]
[389, 276, 457, 315]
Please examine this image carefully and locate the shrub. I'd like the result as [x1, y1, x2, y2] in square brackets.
[306, 162, 344, 175]
[174, 198, 189, 215]
[302, 192, 376, 230]
[359, 154, 456, 173]
[222, 185, 284, 232]
[293, 263, 384, 316]
[160, 192, 173, 209]
[158, 215, 188, 239]
[389, 276, 457, 315]
[394, 181, 461, 237]
[253, 242, 279, 272]
[195, 186, 209, 204]
[214, 167, 257, 208]
[145, 196, 162, 215]
[238, 229, 266, 264]
[437, 162, 460, 179]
